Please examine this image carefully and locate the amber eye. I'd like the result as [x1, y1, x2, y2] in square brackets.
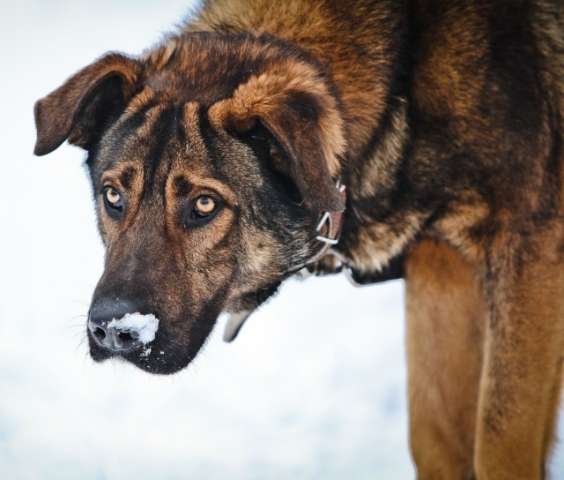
[194, 195, 216, 216]
[105, 187, 121, 205]
[184, 194, 221, 228]
[102, 186, 124, 218]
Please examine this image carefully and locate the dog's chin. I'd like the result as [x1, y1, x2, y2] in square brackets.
[86, 320, 216, 375]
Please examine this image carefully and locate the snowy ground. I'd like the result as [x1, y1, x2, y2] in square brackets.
[0, 1, 562, 479]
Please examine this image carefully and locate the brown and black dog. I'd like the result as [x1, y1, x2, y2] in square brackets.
[34, 1, 563, 478]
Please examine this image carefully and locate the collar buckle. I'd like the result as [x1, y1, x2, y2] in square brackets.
[306, 180, 346, 265]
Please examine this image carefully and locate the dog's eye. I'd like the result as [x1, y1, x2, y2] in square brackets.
[195, 195, 216, 215]
[103, 186, 124, 218]
[184, 195, 221, 228]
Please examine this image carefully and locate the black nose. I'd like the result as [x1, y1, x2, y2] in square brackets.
[88, 298, 143, 353]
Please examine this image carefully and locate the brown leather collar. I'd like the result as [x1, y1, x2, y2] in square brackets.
[306, 180, 347, 265]
[303, 182, 405, 287]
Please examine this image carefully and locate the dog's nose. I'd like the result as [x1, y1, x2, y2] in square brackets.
[88, 298, 142, 353]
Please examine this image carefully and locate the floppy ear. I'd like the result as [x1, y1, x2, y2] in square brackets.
[34, 53, 141, 156]
[208, 63, 346, 213]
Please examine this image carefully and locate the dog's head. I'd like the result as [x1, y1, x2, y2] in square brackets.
[34, 33, 345, 373]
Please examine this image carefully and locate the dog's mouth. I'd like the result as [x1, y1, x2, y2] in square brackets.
[87, 313, 218, 375]
[88, 309, 256, 372]
[87, 329, 174, 374]
[86, 281, 283, 374]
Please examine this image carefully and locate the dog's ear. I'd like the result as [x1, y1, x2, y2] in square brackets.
[209, 63, 346, 213]
[34, 53, 141, 156]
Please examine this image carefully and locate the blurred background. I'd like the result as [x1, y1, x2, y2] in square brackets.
[0, 1, 562, 478]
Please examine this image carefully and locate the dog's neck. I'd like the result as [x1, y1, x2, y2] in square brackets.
[337, 97, 419, 276]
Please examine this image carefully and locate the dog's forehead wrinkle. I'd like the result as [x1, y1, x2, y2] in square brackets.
[119, 106, 176, 202]
[94, 102, 170, 179]
[180, 101, 207, 153]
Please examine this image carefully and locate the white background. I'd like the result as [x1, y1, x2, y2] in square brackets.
[0, 1, 562, 478]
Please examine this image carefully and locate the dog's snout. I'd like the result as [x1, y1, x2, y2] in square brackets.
[88, 298, 143, 353]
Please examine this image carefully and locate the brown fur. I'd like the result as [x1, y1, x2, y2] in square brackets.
[406, 239, 485, 479]
[34, 0, 563, 477]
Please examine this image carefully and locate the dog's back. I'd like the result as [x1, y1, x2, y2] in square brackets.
[189, 2, 564, 477]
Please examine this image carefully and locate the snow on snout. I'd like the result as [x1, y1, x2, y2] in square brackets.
[108, 313, 159, 344]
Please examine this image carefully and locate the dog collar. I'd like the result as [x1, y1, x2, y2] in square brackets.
[301, 179, 398, 287]
[223, 180, 407, 342]
[306, 180, 347, 265]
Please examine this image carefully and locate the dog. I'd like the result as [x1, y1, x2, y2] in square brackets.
[34, 1, 563, 478]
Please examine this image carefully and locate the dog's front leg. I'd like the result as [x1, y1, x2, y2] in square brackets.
[474, 234, 564, 480]
[406, 239, 485, 480]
